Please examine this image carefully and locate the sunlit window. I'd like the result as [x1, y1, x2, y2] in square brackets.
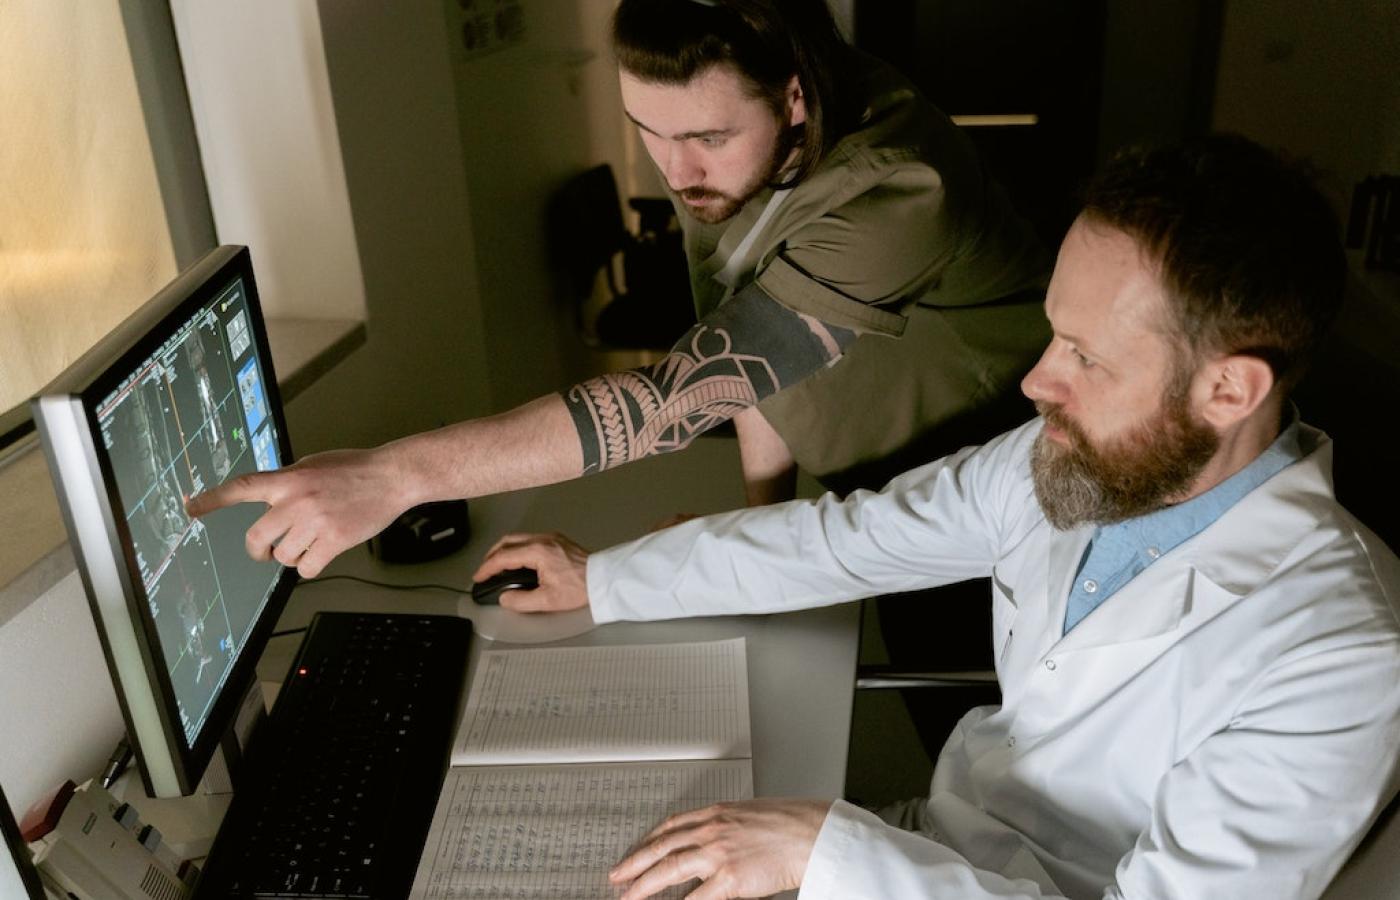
[0, 0, 178, 417]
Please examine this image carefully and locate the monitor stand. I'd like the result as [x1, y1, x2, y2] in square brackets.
[107, 678, 268, 860]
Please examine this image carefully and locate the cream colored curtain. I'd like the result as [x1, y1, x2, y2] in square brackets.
[0, 0, 176, 414]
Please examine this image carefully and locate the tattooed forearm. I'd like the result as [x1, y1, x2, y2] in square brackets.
[565, 326, 775, 473]
[563, 283, 858, 473]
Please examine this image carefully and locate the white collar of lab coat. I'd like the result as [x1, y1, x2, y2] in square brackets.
[1045, 424, 1334, 656]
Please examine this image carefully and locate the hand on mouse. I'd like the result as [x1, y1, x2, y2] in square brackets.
[474, 532, 591, 612]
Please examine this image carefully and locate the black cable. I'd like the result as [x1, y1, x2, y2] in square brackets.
[295, 573, 470, 595]
[266, 575, 467, 640]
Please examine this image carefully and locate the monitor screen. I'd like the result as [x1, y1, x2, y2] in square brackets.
[32, 246, 297, 797]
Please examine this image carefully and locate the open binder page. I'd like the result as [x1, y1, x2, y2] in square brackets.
[451, 639, 752, 766]
[410, 760, 753, 900]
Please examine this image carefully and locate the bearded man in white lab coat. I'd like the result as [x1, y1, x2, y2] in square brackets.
[476, 134, 1400, 900]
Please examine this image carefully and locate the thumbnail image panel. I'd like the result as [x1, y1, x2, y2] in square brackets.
[237, 357, 268, 438]
[225, 307, 252, 360]
[252, 424, 278, 473]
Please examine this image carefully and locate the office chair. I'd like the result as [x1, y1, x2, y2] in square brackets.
[854, 666, 998, 691]
[858, 579, 1001, 763]
[548, 163, 695, 351]
[1347, 175, 1400, 272]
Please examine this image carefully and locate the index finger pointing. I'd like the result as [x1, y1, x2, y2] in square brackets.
[185, 473, 270, 518]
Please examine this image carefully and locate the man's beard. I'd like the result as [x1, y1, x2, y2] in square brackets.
[1030, 377, 1219, 530]
[678, 123, 802, 224]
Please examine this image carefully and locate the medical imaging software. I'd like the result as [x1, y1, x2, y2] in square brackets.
[95, 277, 283, 746]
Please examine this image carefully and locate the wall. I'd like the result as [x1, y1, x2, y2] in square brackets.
[301, 0, 636, 445]
[295, 0, 493, 453]
[0, 562, 121, 816]
[1212, 0, 1400, 210]
[169, 0, 367, 325]
[1097, 0, 1215, 161]
[441, 0, 627, 410]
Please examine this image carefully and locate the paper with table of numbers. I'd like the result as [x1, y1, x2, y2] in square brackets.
[409, 760, 753, 899]
[450, 638, 752, 766]
[410, 640, 754, 898]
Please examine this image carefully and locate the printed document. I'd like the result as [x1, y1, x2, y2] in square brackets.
[410, 639, 754, 899]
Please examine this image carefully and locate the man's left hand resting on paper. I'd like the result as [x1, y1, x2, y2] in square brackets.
[609, 799, 832, 900]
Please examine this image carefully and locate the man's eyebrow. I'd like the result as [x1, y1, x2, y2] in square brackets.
[1055, 328, 1090, 349]
[1045, 305, 1089, 351]
[624, 110, 732, 141]
[1052, 326, 1103, 360]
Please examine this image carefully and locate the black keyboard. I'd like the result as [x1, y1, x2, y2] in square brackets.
[195, 611, 472, 899]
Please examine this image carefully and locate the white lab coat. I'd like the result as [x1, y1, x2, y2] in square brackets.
[588, 420, 1400, 899]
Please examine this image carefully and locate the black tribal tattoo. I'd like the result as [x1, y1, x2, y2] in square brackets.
[563, 283, 858, 473]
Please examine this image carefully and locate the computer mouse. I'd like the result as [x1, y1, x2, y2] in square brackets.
[470, 567, 539, 605]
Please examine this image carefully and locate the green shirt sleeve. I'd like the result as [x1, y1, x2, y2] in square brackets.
[754, 166, 956, 337]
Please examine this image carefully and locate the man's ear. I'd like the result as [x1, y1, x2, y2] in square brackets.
[1196, 354, 1276, 429]
[787, 75, 806, 127]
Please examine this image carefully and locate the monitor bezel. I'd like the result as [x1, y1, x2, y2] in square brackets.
[0, 783, 45, 900]
[33, 245, 298, 797]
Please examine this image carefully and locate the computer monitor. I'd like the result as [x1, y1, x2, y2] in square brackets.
[32, 245, 297, 798]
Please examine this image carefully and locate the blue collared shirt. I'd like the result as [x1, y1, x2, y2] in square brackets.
[1063, 420, 1304, 634]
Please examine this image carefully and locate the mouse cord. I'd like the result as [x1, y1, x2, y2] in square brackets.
[268, 574, 470, 639]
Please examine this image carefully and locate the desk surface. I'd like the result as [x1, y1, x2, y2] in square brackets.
[261, 436, 860, 800]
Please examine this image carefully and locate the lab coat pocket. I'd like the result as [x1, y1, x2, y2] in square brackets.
[990, 574, 1018, 666]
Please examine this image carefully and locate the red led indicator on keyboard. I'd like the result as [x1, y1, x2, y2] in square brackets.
[298, 667, 309, 676]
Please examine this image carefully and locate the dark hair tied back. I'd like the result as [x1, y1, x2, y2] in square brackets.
[612, 0, 852, 187]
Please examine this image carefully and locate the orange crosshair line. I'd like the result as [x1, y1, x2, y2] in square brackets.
[164, 369, 199, 488]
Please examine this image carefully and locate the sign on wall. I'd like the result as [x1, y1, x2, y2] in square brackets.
[452, 0, 526, 59]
